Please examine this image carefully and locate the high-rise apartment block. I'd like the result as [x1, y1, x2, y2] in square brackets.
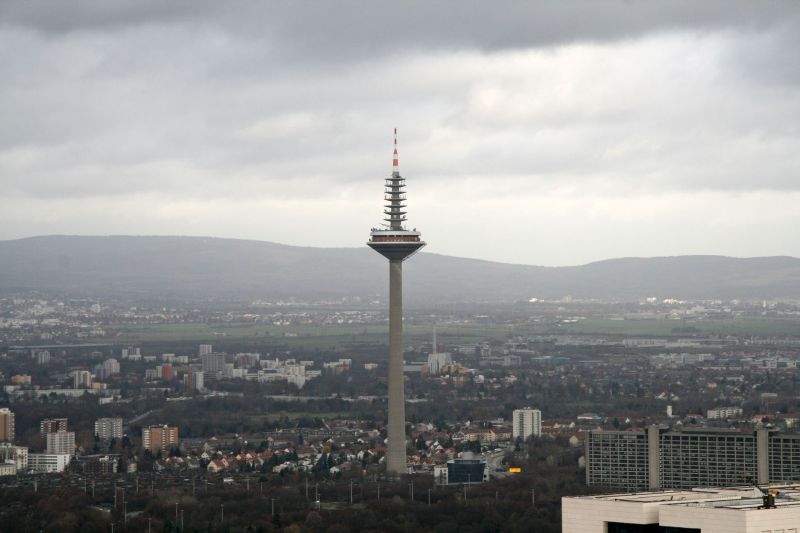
[96, 358, 120, 379]
[142, 425, 179, 455]
[158, 363, 173, 381]
[40, 418, 68, 438]
[512, 408, 542, 440]
[33, 350, 50, 365]
[46, 430, 76, 456]
[184, 368, 204, 392]
[586, 426, 800, 491]
[199, 344, 213, 356]
[121, 347, 141, 360]
[0, 408, 14, 443]
[71, 369, 93, 388]
[201, 353, 225, 374]
[94, 417, 123, 441]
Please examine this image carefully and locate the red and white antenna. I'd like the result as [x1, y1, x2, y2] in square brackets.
[392, 127, 399, 172]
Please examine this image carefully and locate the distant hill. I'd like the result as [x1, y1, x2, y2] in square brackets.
[1, 235, 799, 303]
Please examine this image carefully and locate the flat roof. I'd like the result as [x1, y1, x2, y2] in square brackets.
[569, 484, 800, 511]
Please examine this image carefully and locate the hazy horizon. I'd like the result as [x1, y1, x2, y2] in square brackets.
[3, 233, 800, 269]
[2, 1, 799, 266]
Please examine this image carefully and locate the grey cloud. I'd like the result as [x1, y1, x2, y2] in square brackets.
[2, 0, 798, 57]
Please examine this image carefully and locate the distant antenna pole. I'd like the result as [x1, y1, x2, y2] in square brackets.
[393, 127, 399, 172]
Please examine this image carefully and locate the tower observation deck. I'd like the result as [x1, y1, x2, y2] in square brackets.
[367, 129, 425, 476]
[368, 129, 426, 261]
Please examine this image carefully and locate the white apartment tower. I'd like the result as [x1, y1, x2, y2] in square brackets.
[94, 417, 123, 441]
[513, 408, 542, 440]
[46, 430, 76, 456]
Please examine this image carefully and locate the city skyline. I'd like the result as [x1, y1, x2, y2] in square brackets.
[1, 1, 799, 265]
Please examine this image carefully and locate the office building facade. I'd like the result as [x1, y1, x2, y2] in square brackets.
[587, 426, 800, 491]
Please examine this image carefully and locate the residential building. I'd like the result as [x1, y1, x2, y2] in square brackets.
[201, 353, 225, 374]
[0, 408, 14, 443]
[121, 347, 141, 360]
[142, 425, 179, 455]
[96, 358, 120, 379]
[33, 350, 50, 365]
[0, 462, 16, 476]
[198, 344, 213, 356]
[707, 406, 743, 420]
[28, 453, 71, 473]
[77, 454, 119, 475]
[158, 363, 173, 381]
[70, 370, 93, 388]
[512, 408, 542, 440]
[563, 484, 800, 533]
[40, 418, 68, 438]
[184, 368, 204, 392]
[0, 444, 28, 470]
[94, 417, 123, 441]
[46, 430, 76, 456]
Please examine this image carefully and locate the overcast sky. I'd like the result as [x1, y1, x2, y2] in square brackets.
[1, 1, 799, 266]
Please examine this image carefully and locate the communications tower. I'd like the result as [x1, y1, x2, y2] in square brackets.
[367, 129, 425, 475]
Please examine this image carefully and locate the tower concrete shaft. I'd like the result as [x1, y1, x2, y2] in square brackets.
[386, 259, 406, 475]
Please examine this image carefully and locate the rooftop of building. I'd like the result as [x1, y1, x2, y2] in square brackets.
[570, 484, 800, 511]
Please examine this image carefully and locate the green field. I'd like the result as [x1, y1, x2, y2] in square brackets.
[106, 321, 519, 348]
[561, 317, 800, 337]
[101, 315, 800, 347]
